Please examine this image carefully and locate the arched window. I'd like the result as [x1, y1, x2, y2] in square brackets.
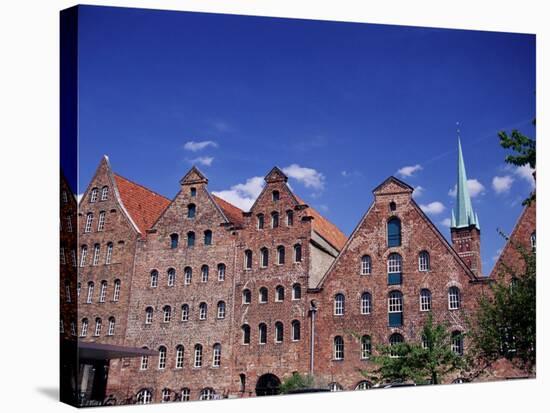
[275, 321, 284, 343]
[271, 211, 279, 228]
[187, 203, 196, 218]
[145, 307, 153, 324]
[334, 336, 344, 360]
[181, 388, 190, 401]
[86, 282, 94, 303]
[419, 251, 430, 271]
[150, 270, 158, 288]
[199, 302, 207, 320]
[99, 281, 107, 303]
[334, 293, 345, 315]
[294, 244, 302, 262]
[175, 345, 184, 368]
[163, 305, 172, 323]
[184, 267, 192, 285]
[167, 268, 176, 286]
[113, 279, 121, 302]
[140, 347, 149, 370]
[194, 344, 203, 368]
[190, 187, 196, 197]
[217, 263, 226, 281]
[201, 265, 209, 282]
[158, 346, 167, 369]
[286, 210, 294, 226]
[80, 245, 88, 267]
[448, 287, 461, 310]
[187, 231, 195, 247]
[90, 188, 98, 203]
[355, 380, 372, 390]
[170, 234, 179, 249]
[389, 201, 397, 212]
[387, 253, 403, 285]
[260, 247, 269, 267]
[64, 281, 71, 303]
[85, 213, 94, 233]
[291, 320, 301, 341]
[259, 287, 268, 303]
[531, 231, 536, 252]
[98, 211, 106, 231]
[70, 320, 77, 336]
[389, 333, 404, 357]
[258, 323, 267, 344]
[212, 343, 221, 367]
[105, 242, 113, 264]
[272, 190, 280, 201]
[244, 249, 253, 269]
[257, 213, 264, 229]
[242, 289, 251, 304]
[420, 289, 431, 311]
[292, 283, 302, 300]
[181, 304, 189, 321]
[242, 324, 251, 344]
[94, 318, 102, 336]
[361, 255, 371, 275]
[387, 217, 402, 247]
[107, 317, 115, 336]
[80, 318, 88, 337]
[161, 388, 171, 403]
[361, 335, 372, 359]
[77, 282, 81, 298]
[277, 245, 285, 265]
[136, 389, 152, 405]
[388, 291, 403, 327]
[275, 285, 285, 301]
[92, 243, 100, 266]
[217, 301, 226, 319]
[101, 186, 109, 201]
[329, 382, 343, 392]
[199, 388, 215, 401]
[361, 292, 372, 315]
[204, 230, 212, 245]
[451, 331, 464, 355]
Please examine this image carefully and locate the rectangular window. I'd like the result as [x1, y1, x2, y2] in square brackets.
[388, 312, 403, 327]
[113, 281, 121, 302]
[86, 284, 94, 304]
[99, 283, 107, 303]
[65, 283, 71, 303]
[80, 246, 88, 267]
[60, 247, 66, 265]
[71, 249, 77, 267]
[92, 245, 100, 266]
[97, 211, 106, 231]
[140, 355, 148, 370]
[65, 216, 73, 232]
[85, 214, 93, 233]
[105, 244, 113, 264]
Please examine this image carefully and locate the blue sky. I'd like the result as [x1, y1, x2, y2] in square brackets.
[73, 5, 535, 275]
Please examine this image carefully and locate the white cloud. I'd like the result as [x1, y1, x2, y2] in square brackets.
[440, 218, 451, 227]
[190, 156, 214, 166]
[413, 186, 424, 198]
[513, 164, 536, 189]
[317, 204, 329, 212]
[397, 164, 422, 178]
[183, 140, 218, 152]
[282, 164, 325, 190]
[448, 179, 485, 198]
[212, 176, 264, 211]
[492, 175, 514, 194]
[419, 201, 446, 215]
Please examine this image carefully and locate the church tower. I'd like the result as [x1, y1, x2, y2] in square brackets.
[450, 137, 482, 276]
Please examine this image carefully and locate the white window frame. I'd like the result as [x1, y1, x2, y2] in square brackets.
[531, 231, 536, 251]
[275, 322, 284, 343]
[217, 301, 226, 319]
[242, 289, 251, 304]
[158, 347, 167, 369]
[388, 253, 402, 273]
[242, 324, 251, 344]
[176, 346, 184, 368]
[334, 294, 345, 316]
[80, 319, 88, 337]
[451, 332, 464, 355]
[90, 188, 98, 203]
[70, 320, 77, 336]
[107, 318, 115, 336]
[163, 306, 172, 323]
[199, 303, 207, 320]
[388, 291, 403, 313]
[420, 289, 431, 311]
[389, 334, 404, 358]
[181, 304, 189, 321]
[259, 287, 268, 303]
[361, 336, 371, 359]
[199, 388, 214, 401]
[80, 246, 88, 267]
[201, 265, 208, 283]
[292, 284, 302, 300]
[92, 244, 100, 266]
[150, 271, 158, 288]
[62, 190, 68, 204]
[277, 246, 285, 265]
[275, 286, 284, 302]
[105, 243, 113, 264]
[419, 251, 430, 272]
[99, 281, 107, 303]
[244, 250, 252, 269]
[94, 318, 102, 336]
[260, 248, 268, 268]
[181, 388, 190, 401]
[334, 336, 344, 360]
[113, 280, 121, 301]
[167, 269, 176, 287]
[101, 186, 109, 201]
[448, 287, 461, 310]
[86, 282, 94, 303]
[257, 214, 264, 229]
[361, 255, 371, 275]
[97, 211, 106, 231]
[217, 263, 225, 281]
[291, 320, 300, 341]
[161, 389, 171, 403]
[286, 210, 293, 226]
[271, 211, 279, 228]
[194, 345, 203, 368]
[294, 244, 302, 263]
[145, 308, 153, 324]
[71, 249, 77, 267]
[65, 216, 73, 232]
[361, 293, 371, 315]
[184, 267, 192, 285]
[137, 389, 151, 405]
[140, 354, 149, 370]
[85, 213, 93, 233]
[258, 323, 267, 344]
[212, 344, 221, 367]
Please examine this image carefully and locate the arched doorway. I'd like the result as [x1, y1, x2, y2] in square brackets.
[255, 373, 281, 396]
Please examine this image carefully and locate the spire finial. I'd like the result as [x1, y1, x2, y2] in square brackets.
[456, 121, 461, 140]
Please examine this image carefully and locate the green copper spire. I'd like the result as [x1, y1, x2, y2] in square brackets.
[451, 136, 480, 230]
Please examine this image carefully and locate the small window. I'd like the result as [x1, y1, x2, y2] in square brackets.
[217, 263, 226, 281]
[259, 287, 268, 303]
[388, 291, 403, 327]
[107, 317, 115, 336]
[190, 187, 197, 197]
[329, 383, 343, 392]
[199, 388, 214, 401]
[387, 217, 402, 247]
[199, 302, 207, 320]
[163, 305, 172, 323]
[451, 331, 464, 355]
[277, 246, 285, 265]
[90, 188, 98, 203]
[361, 255, 371, 275]
[356, 380, 372, 390]
[94, 318, 102, 336]
[419, 251, 430, 271]
[101, 186, 109, 201]
[181, 304, 189, 321]
[217, 301, 226, 319]
[242, 324, 251, 344]
[272, 190, 280, 201]
[181, 388, 190, 401]
[334, 293, 345, 316]
[420, 289, 431, 311]
[275, 285, 285, 302]
[140, 348, 149, 370]
[62, 190, 68, 204]
[71, 249, 77, 267]
[92, 244, 101, 266]
[105, 242, 113, 264]
[99, 281, 107, 303]
[77, 282, 81, 298]
[158, 346, 167, 369]
[286, 210, 294, 226]
[244, 250, 253, 269]
[389, 201, 397, 212]
[361, 336, 372, 359]
[259, 323, 267, 344]
[97, 211, 106, 231]
[271, 211, 279, 228]
[170, 234, 179, 249]
[136, 389, 152, 405]
[292, 283, 302, 300]
[184, 267, 192, 285]
[85, 213, 93, 233]
[361, 292, 372, 315]
[65, 215, 73, 232]
[175, 345, 184, 368]
[201, 265, 209, 283]
[275, 322, 284, 343]
[187, 203, 196, 218]
[167, 268, 176, 286]
[448, 287, 461, 310]
[161, 388, 171, 403]
[145, 307, 154, 324]
[194, 344, 203, 368]
[260, 247, 269, 267]
[334, 336, 344, 360]
[150, 270, 158, 288]
[531, 231, 536, 252]
[70, 320, 77, 336]
[187, 231, 195, 247]
[242, 289, 251, 304]
[113, 279, 121, 301]
[204, 230, 212, 245]
[257, 213, 264, 230]
[388, 253, 402, 273]
[80, 318, 89, 337]
[294, 244, 302, 263]
[64, 281, 71, 303]
[86, 282, 94, 303]
[212, 343, 221, 367]
[389, 333, 404, 358]
[291, 320, 301, 341]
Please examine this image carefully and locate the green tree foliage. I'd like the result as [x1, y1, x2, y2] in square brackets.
[279, 372, 315, 394]
[498, 118, 536, 205]
[469, 238, 536, 374]
[364, 315, 467, 385]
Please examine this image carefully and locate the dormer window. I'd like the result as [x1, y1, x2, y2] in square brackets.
[190, 187, 197, 197]
[187, 204, 196, 219]
[272, 190, 280, 201]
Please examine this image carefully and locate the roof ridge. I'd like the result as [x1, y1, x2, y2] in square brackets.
[114, 173, 171, 202]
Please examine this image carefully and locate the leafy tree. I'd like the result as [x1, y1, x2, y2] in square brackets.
[498, 118, 536, 205]
[279, 372, 315, 394]
[361, 315, 468, 385]
[469, 237, 536, 374]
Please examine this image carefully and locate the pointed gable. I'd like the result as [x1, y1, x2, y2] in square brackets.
[372, 176, 414, 196]
[179, 166, 208, 185]
[265, 166, 288, 184]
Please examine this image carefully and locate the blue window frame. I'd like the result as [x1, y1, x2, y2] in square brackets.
[387, 217, 401, 247]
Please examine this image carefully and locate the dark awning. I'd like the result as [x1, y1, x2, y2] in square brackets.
[76, 341, 157, 361]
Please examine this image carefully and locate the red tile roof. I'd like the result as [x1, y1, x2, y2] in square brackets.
[114, 174, 171, 234]
[211, 194, 244, 226]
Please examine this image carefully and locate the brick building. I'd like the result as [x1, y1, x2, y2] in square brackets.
[63, 140, 535, 405]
